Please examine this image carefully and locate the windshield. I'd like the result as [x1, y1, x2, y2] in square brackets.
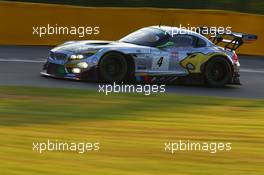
[119, 28, 169, 47]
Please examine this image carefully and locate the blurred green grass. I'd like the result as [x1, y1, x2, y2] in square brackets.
[0, 86, 263, 175]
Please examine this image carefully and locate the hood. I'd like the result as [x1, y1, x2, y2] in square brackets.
[52, 40, 150, 54]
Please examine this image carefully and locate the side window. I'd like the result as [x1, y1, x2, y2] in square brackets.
[170, 35, 194, 48]
[195, 37, 207, 48]
[170, 35, 207, 48]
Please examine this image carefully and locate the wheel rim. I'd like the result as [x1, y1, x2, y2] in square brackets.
[104, 58, 122, 78]
[208, 62, 228, 81]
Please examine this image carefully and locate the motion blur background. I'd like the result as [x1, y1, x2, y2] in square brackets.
[1, 0, 264, 55]
[7, 0, 264, 14]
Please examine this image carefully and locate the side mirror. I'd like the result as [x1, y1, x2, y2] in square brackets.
[157, 41, 174, 49]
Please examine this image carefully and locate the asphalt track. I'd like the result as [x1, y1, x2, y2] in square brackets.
[0, 45, 264, 99]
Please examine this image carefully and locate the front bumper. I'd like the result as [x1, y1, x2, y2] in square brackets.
[40, 71, 81, 81]
[41, 62, 98, 81]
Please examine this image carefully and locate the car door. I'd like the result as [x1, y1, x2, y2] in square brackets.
[148, 34, 195, 75]
[150, 47, 170, 72]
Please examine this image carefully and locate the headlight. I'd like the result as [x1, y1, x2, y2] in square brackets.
[72, 68, 81, 74]
[70, 54, 84, 60]
[76, 55, 84, 59]
[77, 62, 88, 68]
[70, 55, 77, 59]
[70, 50, 100, 60]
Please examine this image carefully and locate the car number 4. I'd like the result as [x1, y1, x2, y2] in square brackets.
[152, 56, 169, 70]
[157, 57, 163, 67]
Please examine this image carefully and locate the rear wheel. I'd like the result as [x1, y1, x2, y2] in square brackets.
[99, 52, 128, 83]
[205, 57, 232, 87]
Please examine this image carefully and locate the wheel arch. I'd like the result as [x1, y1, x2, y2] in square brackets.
[201, 53, 233, 75]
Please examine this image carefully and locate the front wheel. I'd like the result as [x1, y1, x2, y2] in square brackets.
[204, 57, 232, 87]
[98, 52, 128, 83]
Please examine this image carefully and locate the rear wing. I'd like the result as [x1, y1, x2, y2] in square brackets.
[196, 27, 258, 51]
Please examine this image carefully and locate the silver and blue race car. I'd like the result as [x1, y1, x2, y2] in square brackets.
[41, 25, 257, 87]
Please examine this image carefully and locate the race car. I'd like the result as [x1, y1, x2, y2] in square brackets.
[41, 25, 257, 87]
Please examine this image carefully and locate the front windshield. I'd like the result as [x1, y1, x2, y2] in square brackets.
[119, 28, 169, 47]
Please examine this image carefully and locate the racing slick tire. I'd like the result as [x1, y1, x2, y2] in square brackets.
[204, 57, 232, 87]
[99, 52, 128, 83]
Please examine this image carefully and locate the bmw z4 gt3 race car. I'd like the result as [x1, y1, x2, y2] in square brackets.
[41, 26, 257, 87]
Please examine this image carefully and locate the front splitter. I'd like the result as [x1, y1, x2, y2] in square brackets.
[40, 71, 81, 81]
